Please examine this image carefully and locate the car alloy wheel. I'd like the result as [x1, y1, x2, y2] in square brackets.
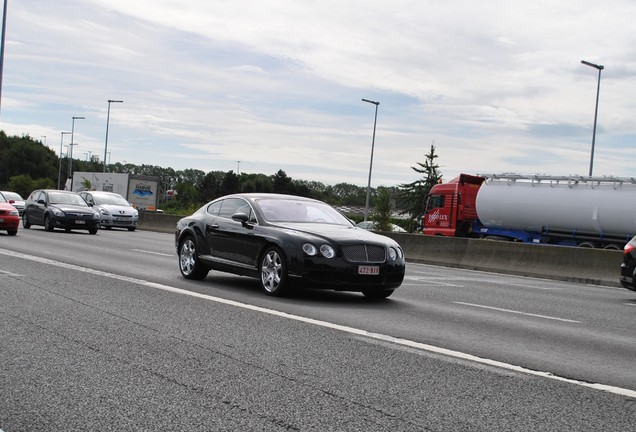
[178, 237, 209, 280]
[260, 247, 289, 296]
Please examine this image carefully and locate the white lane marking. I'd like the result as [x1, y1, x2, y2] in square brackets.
[131, 249, 174, 257]
[1, 248, 633, 399]
[0, 270, 24, 277]
[403, 276, 464, 287]
[453, 301, 580, 323]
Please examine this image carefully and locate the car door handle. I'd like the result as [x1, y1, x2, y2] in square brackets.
[206, 223, 219, 232]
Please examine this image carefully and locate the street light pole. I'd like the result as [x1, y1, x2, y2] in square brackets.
[57, 131, 71, 189]
[581, 60, 604, 177]
[104, 99, 123, 172]
[361, 98, 380, 222]
[68, 116, 85, 190]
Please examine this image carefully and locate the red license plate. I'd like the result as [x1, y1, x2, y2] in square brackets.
[358, 265, 380, 275]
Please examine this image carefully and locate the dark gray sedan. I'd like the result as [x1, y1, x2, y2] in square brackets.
[23, 189, 100, 234]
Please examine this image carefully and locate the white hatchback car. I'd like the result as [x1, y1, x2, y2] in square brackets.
[79, 191, 139, 231]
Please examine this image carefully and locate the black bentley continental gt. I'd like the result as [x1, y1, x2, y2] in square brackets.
[175, 193, 405, 298]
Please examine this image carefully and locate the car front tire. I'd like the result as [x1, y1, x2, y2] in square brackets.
[178, 236, 209, 280]
[260, 246, 289, 296]
[44, 215, 54, 232]
[22, 213, 31, 229]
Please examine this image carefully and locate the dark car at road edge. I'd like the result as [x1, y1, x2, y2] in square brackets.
[620, 235, 636, 291]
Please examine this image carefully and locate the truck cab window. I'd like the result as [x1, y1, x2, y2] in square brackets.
[426, 195, 445, 210]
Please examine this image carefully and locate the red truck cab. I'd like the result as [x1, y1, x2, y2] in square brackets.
[423, 174, 484, 236]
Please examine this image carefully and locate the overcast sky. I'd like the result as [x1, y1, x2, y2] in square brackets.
[1, 0, 635, 187]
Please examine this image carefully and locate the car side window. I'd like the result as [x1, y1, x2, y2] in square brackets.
[207, 201, 222, 216]
[218, 198, 248, 219]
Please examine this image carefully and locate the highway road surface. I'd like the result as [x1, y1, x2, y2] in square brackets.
[1, 227, 635, 431]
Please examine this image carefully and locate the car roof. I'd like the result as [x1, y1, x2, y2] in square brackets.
[223, 193, 320, 202]
[82, 191, 119, 195]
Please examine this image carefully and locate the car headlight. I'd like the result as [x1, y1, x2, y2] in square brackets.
[51, 208, 65, 217]
[9, 209, 18, 216]
[93, 212, 101, 219]
[100, 208, 110, 216]
[303, 243, 336, 259]
[389, 246, 403, 261]
[320, 244, 336, 259]
[133, 210, 139, 217]
[302, 243, 318, 256]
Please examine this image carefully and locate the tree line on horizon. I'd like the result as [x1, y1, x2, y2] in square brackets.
[0, 131, 442, 231]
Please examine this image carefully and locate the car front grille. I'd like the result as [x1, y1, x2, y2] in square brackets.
[342, 244, 386, 263]
[66, 213, 95, 219]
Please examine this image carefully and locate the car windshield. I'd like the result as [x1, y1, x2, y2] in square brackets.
[2, 192, 23, 201]
[93, 193, 129, 206]
[49, 192, 89, 206]
[258, 199, 352, 225]
[0, 195, 7, 203]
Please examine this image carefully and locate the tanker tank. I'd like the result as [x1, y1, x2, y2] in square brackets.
[475, 175, 636, 239]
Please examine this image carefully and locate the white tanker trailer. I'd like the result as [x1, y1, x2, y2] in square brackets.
[423, 173, 636, 248]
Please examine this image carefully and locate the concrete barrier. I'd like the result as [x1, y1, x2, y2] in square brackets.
[138, 214, 624, 287]
[138, 212, 181, 234]
[384, 232, 623, 287]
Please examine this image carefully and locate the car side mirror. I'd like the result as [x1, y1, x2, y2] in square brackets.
[231, 212, 251, 226]
[38, 199, 46, 205]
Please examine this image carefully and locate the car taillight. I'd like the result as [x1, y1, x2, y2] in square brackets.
[624, 243, 634, 254]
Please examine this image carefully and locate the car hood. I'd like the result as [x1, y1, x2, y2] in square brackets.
[96, 204, 136, 214]
[271, 222, 397, 244]
[52, 204, 97, 214]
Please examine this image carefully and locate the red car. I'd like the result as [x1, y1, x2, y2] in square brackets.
[0, 197, 20, 235]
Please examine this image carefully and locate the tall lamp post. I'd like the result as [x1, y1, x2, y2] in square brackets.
[361, 98, 380, 222]
[581, 60, 604, 177]
[67, 116, 85, 190]
[104, 99, 123, 172]
[0, 0, 8, 120]
[57, 131, 71, 189]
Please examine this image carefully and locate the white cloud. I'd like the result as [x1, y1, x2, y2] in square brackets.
[1, 0, 635, 187]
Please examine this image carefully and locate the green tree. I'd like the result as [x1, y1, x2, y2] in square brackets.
[371, 187, 392, 231]
[0, 133, 57, 186]
[272, 169, 293, 194]
[399, 144, 442, 232]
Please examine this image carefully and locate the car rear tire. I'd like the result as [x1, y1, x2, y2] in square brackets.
[362, 289, 394, 299]
[22, 213, 31, 229]
[260, 246, 289, 296]
[44, 215, 54, 232]
[88, 228, 98, 235]
[7, 230, 17, 236]
[178, 236, 209, 280]
[127, 227, 136, 231]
